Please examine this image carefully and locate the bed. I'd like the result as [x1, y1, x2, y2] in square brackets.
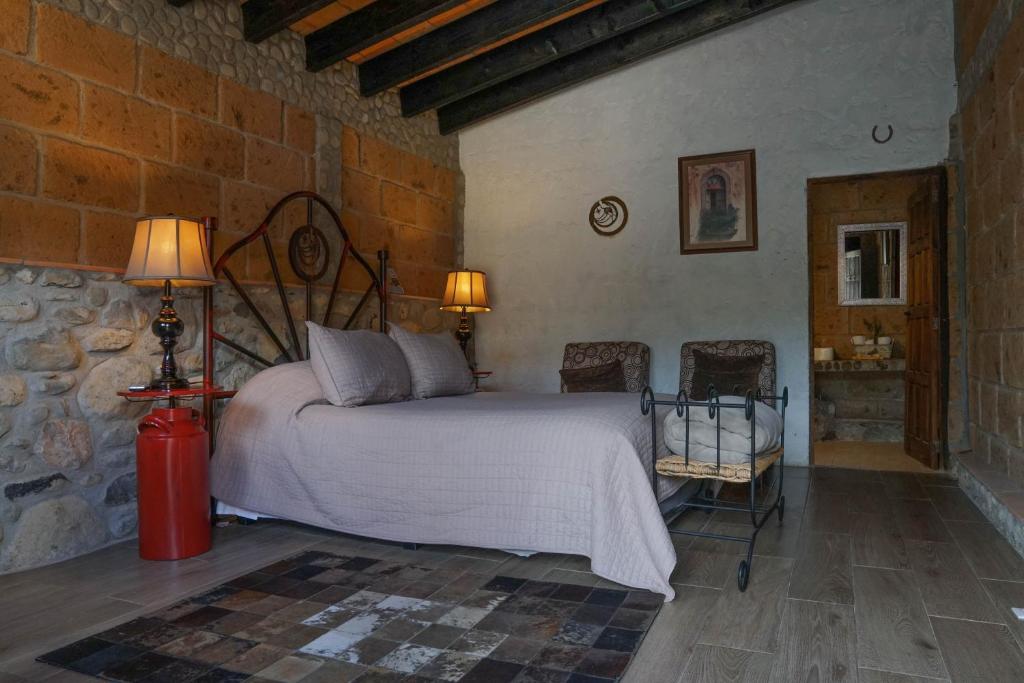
[201, 192, 683, 600]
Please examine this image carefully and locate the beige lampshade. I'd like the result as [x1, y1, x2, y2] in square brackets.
[123, 216, 215, 287]
[440, 270, 491, 313]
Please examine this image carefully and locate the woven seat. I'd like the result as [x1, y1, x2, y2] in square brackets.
[656, 448, 784, 482]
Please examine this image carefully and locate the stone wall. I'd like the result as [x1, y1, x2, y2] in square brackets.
[956, 0, 1024, 487]
[0, 0, 463, 573]
[0, 263, 456, 573]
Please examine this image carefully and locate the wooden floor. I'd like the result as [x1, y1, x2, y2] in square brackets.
[3, 467, 1024, 682]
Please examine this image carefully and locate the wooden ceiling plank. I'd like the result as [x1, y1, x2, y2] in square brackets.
[305, 0, 466, 72]
[436, 0, 802, 134]
[243, 0, 339, 43]
[400, 0, 707, 118]
[167, 0, 192, 7]
[358, 0, 595, 97]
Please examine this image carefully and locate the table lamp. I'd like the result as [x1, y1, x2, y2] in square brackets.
[440, 269, 491, 354]
[124, 216, 216, 390]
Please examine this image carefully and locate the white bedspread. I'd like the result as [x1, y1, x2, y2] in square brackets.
[211, 362, 679, 600]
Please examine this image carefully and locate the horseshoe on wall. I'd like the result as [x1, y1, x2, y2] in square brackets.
[872, 125, 894, 144]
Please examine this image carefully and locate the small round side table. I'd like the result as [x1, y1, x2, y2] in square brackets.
[117, 384, 231, 561]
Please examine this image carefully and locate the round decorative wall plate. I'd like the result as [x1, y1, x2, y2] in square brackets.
[589, 196, 628, 236]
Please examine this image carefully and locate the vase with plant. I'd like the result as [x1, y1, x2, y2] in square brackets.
[863, 317, 882, 344]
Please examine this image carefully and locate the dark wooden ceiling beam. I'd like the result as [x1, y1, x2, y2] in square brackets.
[243, 0, 336, 44]
[305, 0, 465, 72]
[359, 0, 594, 97]
[436, 0, 801, 134]
[401, 0, 708, 117]
[167, 0, 192, 7]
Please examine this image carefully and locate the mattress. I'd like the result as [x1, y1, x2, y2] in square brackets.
[210, 362, 682, 599]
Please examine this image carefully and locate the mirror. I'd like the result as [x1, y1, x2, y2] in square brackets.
[837, 222, 907, 306]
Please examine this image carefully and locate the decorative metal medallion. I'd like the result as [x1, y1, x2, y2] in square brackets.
[288, 224, 330, 282]
[589, 196, 629, 236]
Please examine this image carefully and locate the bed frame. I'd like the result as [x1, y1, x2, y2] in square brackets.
[200, 190, 390, 450]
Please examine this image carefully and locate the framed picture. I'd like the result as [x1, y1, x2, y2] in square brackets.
[678, 149, 758, 254]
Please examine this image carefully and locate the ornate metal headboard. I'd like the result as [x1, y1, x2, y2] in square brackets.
[201, 190, 388, 442]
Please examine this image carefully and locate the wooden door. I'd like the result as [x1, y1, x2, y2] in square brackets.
[905, 173, 947, 469]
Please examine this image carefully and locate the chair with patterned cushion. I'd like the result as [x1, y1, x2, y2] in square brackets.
[561, 341, 651, 393]
[679, 340, 776, 405]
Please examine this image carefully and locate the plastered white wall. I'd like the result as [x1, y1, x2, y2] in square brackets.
[459, 0, 955, 465]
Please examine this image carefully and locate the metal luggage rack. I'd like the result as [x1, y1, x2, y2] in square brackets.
[640, 385, 789, 591]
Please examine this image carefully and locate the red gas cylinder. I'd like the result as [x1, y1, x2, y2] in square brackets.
[136, 407, 211, 560]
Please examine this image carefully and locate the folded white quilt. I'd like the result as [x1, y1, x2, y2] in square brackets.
[663, 396, 783, 465]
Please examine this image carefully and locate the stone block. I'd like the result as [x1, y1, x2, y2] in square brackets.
[82, 211, 136, 269]
[104, 472, 137, 506]
[0, 495, 107, 572]
[101, 298, 142, 330]
[220, 79, 283, 141]
[246, 137, 305, 191]
[55, 306, 96, 326]
[435, 167, 457, 201]
[140, 46, 218, 119]
[0, 124, 37, 194]
[142, 161, 220, 218]
[998, 387, 1024, 448]
[832, 418, 903, 443]
[0, 374, 27, 406]
[174, 113, 245, 178]
[381, 182, 417, 225]
[5, 325, 80, 371]
[81, 328, 135, 352]
[0, 294, 38, 322]
[37, 5, 135, 91]
[416, 194, 453, 234]
[877, 399, 905, 421]
[43, 138, 140, 212]
[1004, 331, 1024, 389]
[78, 356, 153, 420]
[40, 269, 82, 288]
[342, 167, 380, 215]
[285, 105, 317, 154]
[35, 418, 93, 469]
[222, 180, 280, 234]
[0, 52, 79, 134]
[400, 152, 438, 194]
[83, 85, 172, 160]
[341, 126, 360, 169]
[0, 0, 29, 54]
[361, 135, 402, 182]
[31, 372, 76, 395]
[4, 473, 68, 501]
[832, 398, 877, 419]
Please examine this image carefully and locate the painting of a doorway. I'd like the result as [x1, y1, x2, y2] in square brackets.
[678, 149, 758, 254]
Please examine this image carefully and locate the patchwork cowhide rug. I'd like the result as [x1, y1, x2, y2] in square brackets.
[38, 549, 662, 682]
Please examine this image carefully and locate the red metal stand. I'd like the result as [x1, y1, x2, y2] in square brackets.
[119, 386, 230, 561]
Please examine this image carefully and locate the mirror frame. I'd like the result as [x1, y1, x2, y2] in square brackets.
[836, 221, 908, 307]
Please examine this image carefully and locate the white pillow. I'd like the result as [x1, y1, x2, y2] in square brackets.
[306, 322, 411, 407]
[388, 324, 474, 399]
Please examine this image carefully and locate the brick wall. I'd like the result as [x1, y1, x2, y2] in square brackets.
[0, 1, 457, 298]
[338, 129, 459, 298]
[809, 174, 920, 359]
[957, 1, 1024, 485]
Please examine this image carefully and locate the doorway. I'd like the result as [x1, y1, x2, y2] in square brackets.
[807, 167, 948, 471]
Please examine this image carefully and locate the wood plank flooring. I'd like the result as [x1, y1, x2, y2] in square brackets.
[1, 466, 1023, 682]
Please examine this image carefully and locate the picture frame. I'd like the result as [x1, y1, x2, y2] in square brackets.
[678, 149, 758, 254]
